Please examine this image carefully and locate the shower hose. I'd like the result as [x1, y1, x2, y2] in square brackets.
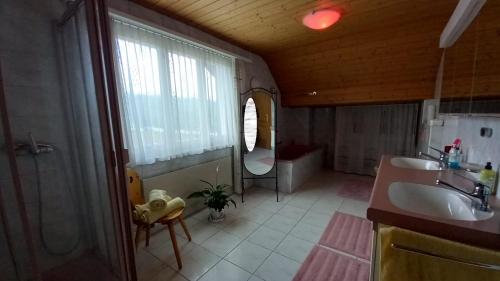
[32, 149, 81, 256]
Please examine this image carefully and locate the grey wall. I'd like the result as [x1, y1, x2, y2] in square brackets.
[311, 108, 336, 168]
[429, 114, 500, 198]
[280, 107, 312, 146]
[280, 107, 336, 168]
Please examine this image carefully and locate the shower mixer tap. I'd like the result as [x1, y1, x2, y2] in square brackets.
[15, 133, 54, 155]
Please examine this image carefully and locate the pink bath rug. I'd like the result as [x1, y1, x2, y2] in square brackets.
[293, 245, 370, 281]
[319, 212, 373, 261]
[336, 180, 374, 202]
[258, 157, 275, 166]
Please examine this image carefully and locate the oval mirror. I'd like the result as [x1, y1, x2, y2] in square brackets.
[243, 98, 257, 152]
[243, 91, 275, 175]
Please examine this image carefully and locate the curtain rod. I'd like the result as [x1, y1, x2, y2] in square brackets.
[108, 9, 252, 63]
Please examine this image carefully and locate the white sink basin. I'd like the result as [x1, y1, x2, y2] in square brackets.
[390, 157, 441, 170]
[388, 182, 493, 221]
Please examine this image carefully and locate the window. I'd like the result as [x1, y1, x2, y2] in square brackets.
[112, 18, 238, 165]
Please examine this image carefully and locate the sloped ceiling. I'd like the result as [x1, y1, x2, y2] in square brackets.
[133, 0, 458, 106]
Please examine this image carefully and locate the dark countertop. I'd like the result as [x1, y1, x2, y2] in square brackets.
[367, 155, 500, 250]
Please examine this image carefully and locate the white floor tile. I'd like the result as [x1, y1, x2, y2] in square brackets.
[166, 244, 219, 281]
[136, 172, 374, 281]
[222, 217, 260, 239]
[248, 275, 265, 281]
[144, 226, 174, 248]
[239, 208, 273, 224]
[225, 240, 271, 273]
[263, 214, 299, 234]
[150, 266, 188, 281]
[198, 260, 251, 281]
[338, 198, 369, 218]
[136, 250, 167, 281]
[191, 208, 210, 221]
[255, 253, 300, 281]
[275, 235, 314, 263]
[201, 230, 242, 257]
[178, 220, 219, 244]
[145, 232, 193, 263]
[300, 211, 332, 228]
[247, 225, 286, 250]
[257, 200, 285, 213]
[289, 221, 325, 243]
[287, 196, 317, 209]
[310, 196, 343, 215]
[277, 205, 307, 220]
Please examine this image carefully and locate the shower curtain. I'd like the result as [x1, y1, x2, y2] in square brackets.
[59, 3, 119, 273]
[334, 103, 419, 175]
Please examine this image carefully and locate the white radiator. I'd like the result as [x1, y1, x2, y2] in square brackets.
[142, 156, 233, 217]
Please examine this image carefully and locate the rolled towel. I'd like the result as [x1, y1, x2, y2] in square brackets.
[148, 189, 171, 211]
[133, 197, 186, 224]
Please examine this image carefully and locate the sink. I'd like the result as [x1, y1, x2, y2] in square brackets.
[388, 182, 494, 221]
[390, 157, 440, 170]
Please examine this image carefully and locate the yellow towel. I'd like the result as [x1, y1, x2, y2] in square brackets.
[133, 197, 185, 224]
[380, 226, 500, 281]
[148, 189, 171, 211]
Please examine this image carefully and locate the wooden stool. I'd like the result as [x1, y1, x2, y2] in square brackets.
[159, 208, 192, 270]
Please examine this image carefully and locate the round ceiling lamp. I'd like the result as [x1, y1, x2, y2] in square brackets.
[302, 9, 341, 30]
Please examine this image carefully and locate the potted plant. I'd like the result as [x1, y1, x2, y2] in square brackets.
[187, 166, 236, 222]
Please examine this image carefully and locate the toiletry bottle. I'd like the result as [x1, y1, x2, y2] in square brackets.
[448, 138, 461, 169]
[480, 162, 497, 189]
[448, 146, 460, 169]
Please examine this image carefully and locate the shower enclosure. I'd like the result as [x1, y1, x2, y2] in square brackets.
[0, 0, 134, 280]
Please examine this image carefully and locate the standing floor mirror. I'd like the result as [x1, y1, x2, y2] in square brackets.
[240, 88, 278, 202]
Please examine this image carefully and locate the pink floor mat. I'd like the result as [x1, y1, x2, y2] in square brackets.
[258, 157, 275, 166]
[336, 180, 374, 202]
[293, 245, 370, 281]
[319, 212, 373, 261]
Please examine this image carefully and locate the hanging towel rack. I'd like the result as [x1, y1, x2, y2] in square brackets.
[391, 243, 500, 271]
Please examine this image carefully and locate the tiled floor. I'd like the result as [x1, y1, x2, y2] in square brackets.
[136, 170, 372, 281]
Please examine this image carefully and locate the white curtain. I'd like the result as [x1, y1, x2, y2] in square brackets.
[111, 18, 238, 165]
[334, 103, 419, 175]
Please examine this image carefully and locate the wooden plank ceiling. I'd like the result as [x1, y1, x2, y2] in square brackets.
[134, 0, 459, 106]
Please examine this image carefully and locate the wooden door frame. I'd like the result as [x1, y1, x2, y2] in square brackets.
[85, 0, 136, 280]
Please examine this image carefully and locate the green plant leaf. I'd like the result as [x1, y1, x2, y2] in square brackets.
[200, 179, 214, 189]
[192, 178, 235, 211]
[229, 199, 237, 208]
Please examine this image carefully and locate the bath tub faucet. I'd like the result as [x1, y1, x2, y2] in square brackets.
[436, 179, 491, 212]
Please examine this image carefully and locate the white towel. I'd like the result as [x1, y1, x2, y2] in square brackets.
[133, 197, 186, 224]
[148, 189, 171, 211]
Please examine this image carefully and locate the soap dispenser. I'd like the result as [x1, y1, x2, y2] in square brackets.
[480, 162, 497, 190]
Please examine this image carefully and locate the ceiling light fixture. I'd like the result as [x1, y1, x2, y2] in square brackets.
[302, 9, 341, 30]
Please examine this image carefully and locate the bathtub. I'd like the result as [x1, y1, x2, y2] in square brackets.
[277, 145, 324, 193]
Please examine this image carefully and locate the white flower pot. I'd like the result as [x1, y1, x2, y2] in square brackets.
[208, 208, 225, 223]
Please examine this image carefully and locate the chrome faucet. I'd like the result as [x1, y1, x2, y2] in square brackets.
[436, 179, 491, 212]
[419, 146, 448, 169]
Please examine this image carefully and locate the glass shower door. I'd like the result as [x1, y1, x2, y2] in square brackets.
[0, 0, 134, 280]
[0, 68, 40, 281]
